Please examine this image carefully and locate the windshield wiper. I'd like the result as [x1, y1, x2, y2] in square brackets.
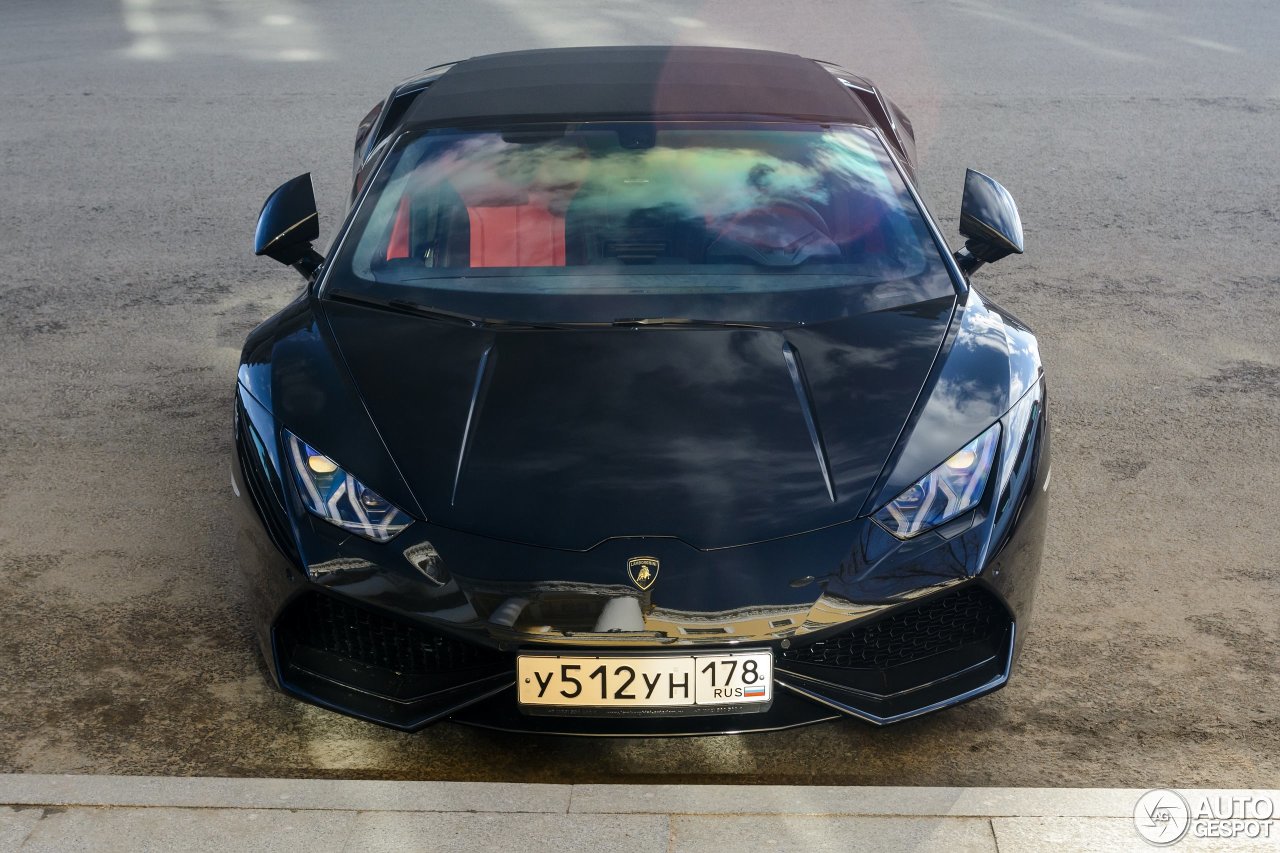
[328, 292, 784, 331]
[328, 290, 580, 330]
[328, 289, 486, 326]
[611, 317, 783, 330]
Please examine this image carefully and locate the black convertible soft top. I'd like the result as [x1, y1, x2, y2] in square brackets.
[404, 46, 872, 127]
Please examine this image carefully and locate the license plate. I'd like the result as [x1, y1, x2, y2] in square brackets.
[517, 651, 772, 712]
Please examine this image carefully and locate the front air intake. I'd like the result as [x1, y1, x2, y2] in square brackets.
[272, 591, 513, 730]
[277, 592, 506, 676]
[781, 585, 1009, 670]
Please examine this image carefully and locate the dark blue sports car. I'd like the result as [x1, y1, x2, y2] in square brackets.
[234, 46, 1048, 734]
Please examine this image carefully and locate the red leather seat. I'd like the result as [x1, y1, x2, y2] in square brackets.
[385, 196, 412, 260]
[466, 202, 565, 267]
[384, 190, 567, 267]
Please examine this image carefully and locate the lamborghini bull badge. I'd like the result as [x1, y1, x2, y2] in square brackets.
[627, 556, 660, 591]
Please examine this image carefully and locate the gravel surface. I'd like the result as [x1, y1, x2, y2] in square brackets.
[0, 0, 1276, 786]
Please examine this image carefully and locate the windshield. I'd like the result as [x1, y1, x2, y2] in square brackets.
[327, 122, 954, 324]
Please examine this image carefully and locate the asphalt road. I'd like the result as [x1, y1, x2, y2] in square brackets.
[1, 0, 1277, 786]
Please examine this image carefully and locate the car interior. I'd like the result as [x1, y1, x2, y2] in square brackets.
[371, 128, 902, 276]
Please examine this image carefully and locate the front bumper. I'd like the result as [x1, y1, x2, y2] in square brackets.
[231, 379, 1049, 735]
[266, 582, 1016, 735]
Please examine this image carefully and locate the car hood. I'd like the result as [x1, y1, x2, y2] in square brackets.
[323, 291, 955, 550]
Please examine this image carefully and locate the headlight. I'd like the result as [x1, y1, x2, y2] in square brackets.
[874, 424, 999, 539]
[283, 430, 412, 542]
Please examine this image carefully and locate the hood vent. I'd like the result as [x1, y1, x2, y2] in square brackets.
[783, 342, 837, 503]
[451, 343, 495, 506]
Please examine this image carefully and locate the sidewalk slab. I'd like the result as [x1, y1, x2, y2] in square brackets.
[569, 784, 1148, 817]
[2, 776, 1279, 853]
[14, 807, 359, 853]
[0, 807, 42, 850]
[0, 775, 570, 815]
[346, 813, 669, 853]
[670, 815, 997, 853]
[992, 817, 1279, 853]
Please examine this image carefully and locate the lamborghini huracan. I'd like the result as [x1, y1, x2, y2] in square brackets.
[234, 46, 1049, 734]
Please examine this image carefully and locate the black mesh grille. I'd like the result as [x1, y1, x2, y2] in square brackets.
[280, 593, 507, 675]
[782, 586, 1007, 670]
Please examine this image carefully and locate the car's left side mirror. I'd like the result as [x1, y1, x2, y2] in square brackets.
[954, 168, 1024, 275]
[254, 173, 324, 279]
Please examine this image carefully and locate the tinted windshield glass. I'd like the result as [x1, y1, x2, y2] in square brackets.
[328, 123, 953, 323]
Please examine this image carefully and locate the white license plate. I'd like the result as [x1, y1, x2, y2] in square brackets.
[517, 651, 772, 710]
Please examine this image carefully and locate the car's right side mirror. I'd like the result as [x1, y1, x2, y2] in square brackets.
[954, 168, 1024, 275]
[254, 173, 324, 279]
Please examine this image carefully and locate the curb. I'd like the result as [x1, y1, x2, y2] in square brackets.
[2, 775, 1275, 817]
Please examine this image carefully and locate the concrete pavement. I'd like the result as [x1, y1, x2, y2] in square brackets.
[2, 776, 1277, 851]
